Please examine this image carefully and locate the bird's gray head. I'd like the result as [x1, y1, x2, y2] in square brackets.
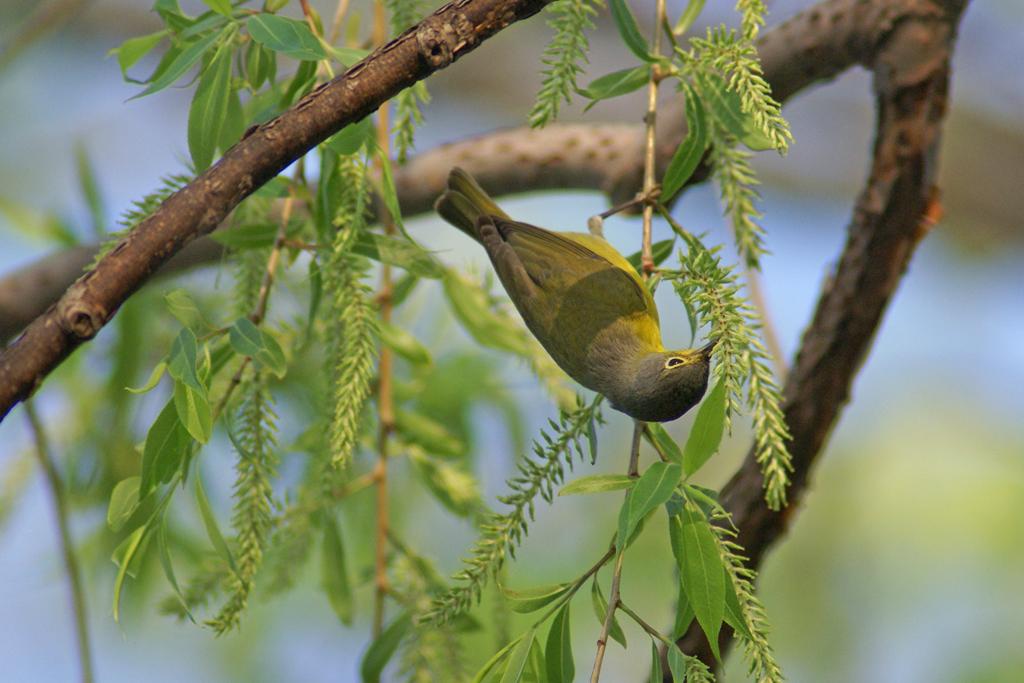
[606, 344, 714, 423]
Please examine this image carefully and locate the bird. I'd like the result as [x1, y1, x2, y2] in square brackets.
[435, 167, 714, 423]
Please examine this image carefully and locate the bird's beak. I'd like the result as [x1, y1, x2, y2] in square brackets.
[699, 339, 717, 357]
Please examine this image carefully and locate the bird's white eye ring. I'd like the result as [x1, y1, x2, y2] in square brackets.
[665, 357, 686, 369]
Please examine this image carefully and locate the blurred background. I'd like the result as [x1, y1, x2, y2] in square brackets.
[1, 0, 1022, 681]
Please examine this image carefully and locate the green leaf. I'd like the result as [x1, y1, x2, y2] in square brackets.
[157, 513, 193, 622]
[617, 462, 682, 550]
[472, 637, 522, 683]
[202, 0, 232, 17]
[126, 360, 167, 394]
[167, 328, 202, 391]
[210, 222, 279, 249]
[173, 380, 212, 443]
[323, 118, 375, 155]
[681, 483, 726, 518]
[178, 9, 228, 39]
[580, 66, 648, 108]
[244, 41, 276, 90]
[591, 578, 626, 647]
[499, 629, 536, 683]
[525, 640, 545, 683]
[140, 398, 191, 497]
[500, 583, 571, 614]
[379, 321, 432, 366]
[74, 143, 104, 237]
[559, 474, 634, 496]
[608, 0, 652, 61]
[0, 197, 78, 246]
[188, 40, 233, 171]
[375, 150, 408, 238]
[626, 238, 675, 274]
[695, 71, 775, 151]
[228, 318, 287, 377]
[723, 570, 752, 639]
[673, 576, 695, 637]
[396, 409, 465, 459]
[133, 27, 225, 99]
[360, 612, 412, 683]
[164, 289, 204, 330]
[676, 503, 725, 660]
[329, 45, 370, 66]
[648, 639, 663, 683]
[352, 232, 444, 279]
[220, 86, 245, 151]
[409, 451, 481, 517]
[110, 30, 168, 78]
[208, 341, 237, 379]
[673, 0, 706, 35]
[280, 57, 317, 106]
[668, 516, 696, 636]
[153, 0, 186, 26]
[545, 602, 574, 683]
[587, 414, 599, 462]
[107, 476, 141, 532]
[256, 329, 287, 378]
[661, 85, 709, 202]
[443, 273, 531, 355]
[666, 646, 690, 682]
[304, 258, 323, 346]
[682, 378, 726, 476]
[112, 525, 147, 622]
[322, 514, 353, 625]
[645, 423, 683, 464]
[195, 474, 237, 574]
[246, 14, 325, 62]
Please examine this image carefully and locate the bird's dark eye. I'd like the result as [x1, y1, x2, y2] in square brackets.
[665, 357, 685, 369]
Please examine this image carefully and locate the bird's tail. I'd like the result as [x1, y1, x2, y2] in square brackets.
[434, 167, 509, 241]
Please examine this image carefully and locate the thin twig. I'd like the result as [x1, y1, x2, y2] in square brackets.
[24, 401, 93, 683]
[213, 357, 250, 421]
[628, 419, 643, 476]
[216, 183, 296, 418]
[656, 203, 695, 241]
[593, 2, 669, 674]
[642, 423, 671, 463]
[639, 0, 669, 275]
[591, 420, 645, 682]
[251, 187, 296, 324]
[619, 600, 671, 645]
[590, 551, 626, 683]
[301, 0, 336, 80]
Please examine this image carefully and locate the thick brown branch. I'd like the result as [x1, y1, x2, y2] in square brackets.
[0, 0, 551, 420]
[674, 0, 967, 667]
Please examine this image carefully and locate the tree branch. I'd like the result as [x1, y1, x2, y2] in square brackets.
[0, 0, 553, 421]
[673, 0, 968, 667]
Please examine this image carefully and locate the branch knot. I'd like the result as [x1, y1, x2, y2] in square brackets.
[56, 294, 106, 340]
[416, 13, 475, 68]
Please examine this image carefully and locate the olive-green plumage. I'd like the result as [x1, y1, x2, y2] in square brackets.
[436, 168, 713, 422]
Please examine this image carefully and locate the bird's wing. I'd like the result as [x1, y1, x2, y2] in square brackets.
[492, 219, 629, 284]
[491, 218, 657, 322]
